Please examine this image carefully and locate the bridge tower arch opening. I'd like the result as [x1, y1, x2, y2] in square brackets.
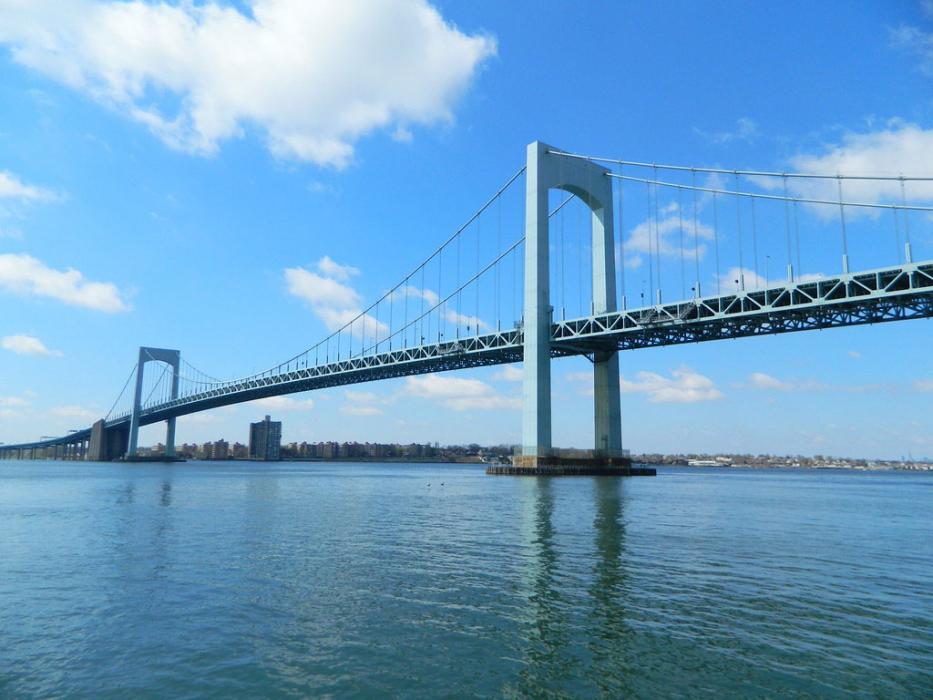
[126, 347, 180, 459]
[522, 141, 622, 465]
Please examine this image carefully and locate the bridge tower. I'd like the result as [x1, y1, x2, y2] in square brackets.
[126, 347, 180, 459]
[521, 142, 621, 465]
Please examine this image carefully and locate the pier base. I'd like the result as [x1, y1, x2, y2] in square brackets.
[121, 455, 187, 463]
[487, 454, 655, 476]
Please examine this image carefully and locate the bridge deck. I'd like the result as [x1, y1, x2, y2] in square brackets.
[3, 260, 931, 454]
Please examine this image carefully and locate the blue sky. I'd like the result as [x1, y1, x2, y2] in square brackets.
[1, 0, 932, 459]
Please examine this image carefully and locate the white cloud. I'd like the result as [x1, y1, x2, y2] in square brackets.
[1, 334, 61, 357]
[0, 0, 496, 166]
[344, 390, 378, 403]
[624, 203, 714, 270]
[848, 350, 861, 359]
[286, 257, 388, 341]
[340, 405, 383, 416]
[694, 117, 757, 144]
[306, 181, 334, 195]
[891, 22, 933, 75]
[0, 395, 30, 408]
[316, 255, 359, 282]
[286, 266, 360, 309]
[404, 374, 521, 410]
[0, 171, 55, 201]
[716, 266, 825, 292]
[620, 366, 723, 403]
[741, 372, 878, 393]
[764, 123, 933, 212]
[50, 405, 96, 419]
[315, 307, 389, 340]
[249, 396, 315, 411]
[340, 389, 385, 415]
[915, 379, 933, 392]
[390, 284, 440, 307]
[444, 308, 488, 331]
[0, 253, 130, 312]
[748, 372, 792, 391]
[493, 365, 523, 382]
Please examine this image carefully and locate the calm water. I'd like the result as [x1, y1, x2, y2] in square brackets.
[1, 461, 931, 699]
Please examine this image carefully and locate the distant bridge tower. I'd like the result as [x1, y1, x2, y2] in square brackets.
[521, 142, 622, 465]
[126, 347, 180, 459]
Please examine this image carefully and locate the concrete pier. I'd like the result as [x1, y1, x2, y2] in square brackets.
[488, 453, 655, 477]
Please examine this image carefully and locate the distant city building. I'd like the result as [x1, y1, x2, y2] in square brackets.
[213, 439, 229, 460]
[249, 415, 282, 461]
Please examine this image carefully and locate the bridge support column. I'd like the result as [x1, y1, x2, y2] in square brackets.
[521, 142, 553, 461]
[127, 347, 180, 459]
[519, 142, 622, 467]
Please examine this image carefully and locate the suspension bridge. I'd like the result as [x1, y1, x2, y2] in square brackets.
[2, 141, 932, 466]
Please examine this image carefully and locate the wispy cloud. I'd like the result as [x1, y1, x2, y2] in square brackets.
[285, 257, 387, 340]
[1, 334, 61, 357]
[286, 266, 361, 309]
[760, 122, 933, 213]
[0, 253, 130, 312]
[249, 396, 315, 411]
[741, 372, 886, 393]
[569, 366, 723, 404]
[493, 365, 523, 382]
[716, 267, 824, 292]
[693, 117, 758, 145]
[0, 395, 30, 408]
[623, 201, 714, 270]
[340, 405, 383, 416]
[49, 405, 96, 419]
[620, 366, 723, 403]
[404, 374, 521, 411]
[0, 171, 55, 202]
[340, 389, 386, 416]
[316, 255, 359, 282]
[747, 372, 794, 391]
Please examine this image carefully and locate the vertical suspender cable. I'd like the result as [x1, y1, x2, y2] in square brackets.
[438, 246, 443, 341]
[618, 164, 626, 308]
[496, 193, 501, 329]
[893, 207, 902, 264]
[751, 196, 759, 287]
[456, 225, 461, 337]
[900, 177, 913, 262]
[560, 190, 566, 318]
[793, 198, 802, 276]
[645, 179, 655, 304]
[677, 186, 686, 299]
[476, 207, 481, 332]
[420, 265, 425, 345]
[578, 187, 584, 315]
[692, 170, 701, 296]
[513, 235, 517, 326]
[713, 192, 721, 296]
[734, 173, 745, 291]
[837, 175, 849, 273]
[652, 165, 662, 302]
[782, 175, 793, 281]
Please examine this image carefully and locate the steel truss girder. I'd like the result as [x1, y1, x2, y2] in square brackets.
[552, 261, 933, 349]
[2, 260, 931, 454]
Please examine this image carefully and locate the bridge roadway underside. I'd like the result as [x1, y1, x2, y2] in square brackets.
[2, 260, 931, 457]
